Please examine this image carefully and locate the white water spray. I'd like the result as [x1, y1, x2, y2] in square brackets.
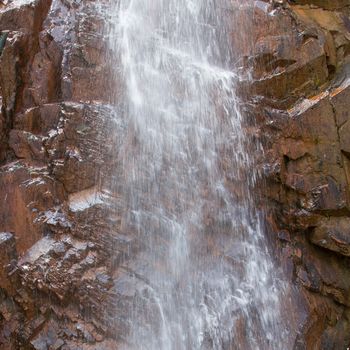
[107, 1, 291, 349]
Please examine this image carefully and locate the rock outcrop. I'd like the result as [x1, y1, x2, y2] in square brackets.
[0, 0, 119, 348]
[0, 0, 349, 349]
[238, 1, 350, 348]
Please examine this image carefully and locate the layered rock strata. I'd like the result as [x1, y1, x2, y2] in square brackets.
[0, 0, 349, 349]
[241, 1, 350, 348]
[0, 0, 119, 348]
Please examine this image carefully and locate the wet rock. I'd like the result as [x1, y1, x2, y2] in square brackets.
[237, 4, 330, 109]
[76, 323, 95, 343]
[290, 1, 350, 10]
[9, 129, 45, 160]
[30, 320, 59, 350]
[24, 32, 62, 107]
[45, 102, 114, 193]
[331, 79, 350, 127]
[0, 232, 17, 294]
[51, 241, 66, 256]
[277, 230, 291, 242]
[0, 0, 51, 33]
[0, 162, 64, 253]
[278, 93, 349, 213]
[68, 187, 105, 213]
[297, 265, 321, 292]
[241, 0, 350, 346]
[0, 31, 23, 113]
[52, 338, 65, 350]
[14, 104, 62, 135]
[0, 0, 349, 348]
[310, 217, 350, 256]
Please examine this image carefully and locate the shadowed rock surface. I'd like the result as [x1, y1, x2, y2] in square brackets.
[0, 0, 349, 349]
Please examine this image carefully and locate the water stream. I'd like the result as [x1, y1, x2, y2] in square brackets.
[107, 1, 290, 349]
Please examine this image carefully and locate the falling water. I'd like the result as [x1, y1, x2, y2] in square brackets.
[107, 1, 291, 349]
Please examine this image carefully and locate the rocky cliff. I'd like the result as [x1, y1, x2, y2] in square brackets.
[0, 0, 349, 349]
[239, 0, 350, 348]
[0, 0, 119, 348]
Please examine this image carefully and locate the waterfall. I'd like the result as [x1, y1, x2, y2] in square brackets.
[107, 1, 291, 349]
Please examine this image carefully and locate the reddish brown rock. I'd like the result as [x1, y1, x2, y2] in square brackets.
[291, 1, 350, 10]
[0, 232, 17, 295]
[0, 0, 121, 348]
[0, 0, 349, 348]
[9, 129, 45, 160]
[0, 0, 52, 33]
[0, 162, 65, 254]
[24, 32, 62, 107]
[14, 103, 61, 134]
[330, 80, 350, 127]
[236, 1, 350, 348]
[0, 31, 23, 113]
[310, 217, 350, 256]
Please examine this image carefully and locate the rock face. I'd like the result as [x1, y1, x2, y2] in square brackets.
[0, 0, 349, 349]
[238, 0, 350, 348]
[0, 0, 119, 349]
